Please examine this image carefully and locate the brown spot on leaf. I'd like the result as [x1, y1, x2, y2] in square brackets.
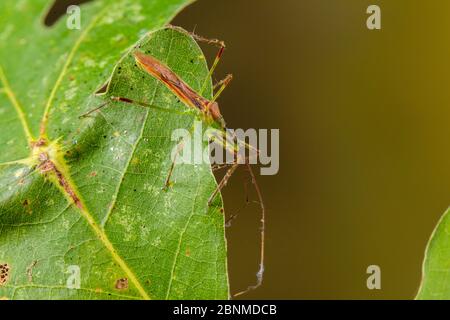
[89, 171, 97, 177]
[37, 154, 83, 210]
[30, 138, 47, 148]
[22, 200, 32, 214]
[186, 248, 191, 257]
[115, 278, 128, 290]
[0, 263, 10, 286]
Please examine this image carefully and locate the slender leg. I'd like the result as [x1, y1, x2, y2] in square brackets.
[207, 162, 239, 206]
[208, 74, 233, 107]
[212, 163, 233, 172]
[190, 32, 226, 49]
[233, 161, 266, 297]
[208, 133, 266, 296]
[208, 134, 239, 206]
[200, 46, 225, 95]
[214, 74, 233, 90]
[188, 33, 233, 115]
[111, 96, 187, 115]
[208, 155, 266, 296]
[225, 176, 250, 227]
[190, 33, 226, 96]
[79, 96, 188, 118]
[164, 141, 185, 189]
[163, 118, 203, 190]
[79, 101, 110, 118]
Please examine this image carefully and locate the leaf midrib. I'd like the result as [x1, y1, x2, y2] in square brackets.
[0, 2, 152, 300]
[1, 0, 210, 300]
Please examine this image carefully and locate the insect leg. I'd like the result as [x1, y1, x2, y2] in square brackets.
[79, 101, 110, 118]
[192, 34, 226, 96]
[207, 162, 239, 207]
[79, 96, 190, 118]
[209, 74, 233, 107]
[163, 141, 186, 189]
[225, 175, 251, 227]
[212, 163, 233, 171]
[189, 32, 226, 49]
[214, 74, 233, 91]
[111, 96, 189, 115]
[233, 160, 266, 297]
[210, 130, 266, 296]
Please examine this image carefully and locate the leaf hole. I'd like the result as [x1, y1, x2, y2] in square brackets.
[43, 0, 92, 27]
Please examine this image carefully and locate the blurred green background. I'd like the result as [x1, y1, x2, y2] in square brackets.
[50, 0, 450, 299]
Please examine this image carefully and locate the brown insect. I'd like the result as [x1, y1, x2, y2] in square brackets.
[133, 51, 229, 129]
[81, 28, 265, 298]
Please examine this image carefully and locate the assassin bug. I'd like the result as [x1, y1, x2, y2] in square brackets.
[82, 26, 265, 297]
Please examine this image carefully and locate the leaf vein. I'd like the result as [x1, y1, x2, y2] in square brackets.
[6, 284, 140, 300]
[165, 177, 201, 299]
[0, 65, 34, 143]
[39, 6, 109, 136]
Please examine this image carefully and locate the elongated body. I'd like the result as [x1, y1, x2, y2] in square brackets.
[78, 27, 264, 298]
[134, 51, 226, 128]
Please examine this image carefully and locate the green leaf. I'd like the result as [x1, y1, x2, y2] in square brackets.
[0, 0, 229, 300]
[417, 207, 450, 299]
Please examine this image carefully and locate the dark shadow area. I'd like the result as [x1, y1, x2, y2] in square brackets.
[44, 0, 91, 26]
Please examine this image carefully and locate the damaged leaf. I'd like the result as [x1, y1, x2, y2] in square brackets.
[0, 0, 228, 300]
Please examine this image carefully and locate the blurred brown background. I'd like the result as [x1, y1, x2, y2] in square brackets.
[50, 0, 450, 299]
